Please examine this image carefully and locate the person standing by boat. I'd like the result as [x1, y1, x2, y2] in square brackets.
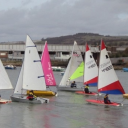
[104, 94, 111, 104]
[84, 84, 91, 93]
[70, 81, 77, 88]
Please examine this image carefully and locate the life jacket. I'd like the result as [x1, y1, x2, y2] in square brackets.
[104, 95, 108, 99]
[34, 95, 36, 98]
[29, 92, 33, 95]
[104, 95, 110, 104]
[29, 92, 34, 97]
[85, 86, 89, 89]
[104, 95, 109, 102]
[29, 92, 37, 97]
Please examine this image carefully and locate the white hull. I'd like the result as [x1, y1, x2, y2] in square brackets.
[60, 72, 64, 76]
[10, 95, 49, 104]
[5, 65, 16, 69]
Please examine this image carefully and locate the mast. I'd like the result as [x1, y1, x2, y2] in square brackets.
[97, 39, 102, 94]
[68, 41, 76, 84]
[83, 43, 86, 85]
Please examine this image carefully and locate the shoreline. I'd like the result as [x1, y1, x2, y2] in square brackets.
[2, 60, 127, 70]
[2, 60, 68, 67]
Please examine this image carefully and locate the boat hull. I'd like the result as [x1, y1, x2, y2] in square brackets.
[76, 91, 97, 96]
[60, 72, 64, 76]
[58, 87, 83, 92]
[5, 67, 16, 69]
[0, 99, 11, 104]
[27, 90, 56, 96]
[86, 99, 122, 106]
[123, 94, 128, 99]
[10, 96, 49, 104]
[123, 68, 128, 72]
[5, 65, 16, 69]
[52, 67, 64, 72]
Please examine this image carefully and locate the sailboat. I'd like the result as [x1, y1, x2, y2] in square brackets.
[86, 40, 125, 106]
[0, 59, 13, 104]
[28, 41, 57, 96]
[10, 35, 49, 104]
[76, 43, 98, 95]
[58, 41, 84, 91]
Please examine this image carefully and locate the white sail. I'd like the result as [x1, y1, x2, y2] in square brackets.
[84, 43, 98, 86]
[59, 41, 83, 86]
[98, 40, 125, 94]
[59, 57, 72, 87]
[14, 64, 26, 94]
[0, 59, 13, 89]
[22, 35, 46, 90]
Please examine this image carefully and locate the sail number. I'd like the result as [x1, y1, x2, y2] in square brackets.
[102, 65, 113, 72]
[46, 73, 53, 85]
[73, 52, 80, 57]
[88, 63, 96, 69]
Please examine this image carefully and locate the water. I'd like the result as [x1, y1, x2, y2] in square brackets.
[0, 68, 128, 128]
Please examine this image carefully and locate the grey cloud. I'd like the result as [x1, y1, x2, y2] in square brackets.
[21, 0, 32, 6]
[0, 0, 128, 42]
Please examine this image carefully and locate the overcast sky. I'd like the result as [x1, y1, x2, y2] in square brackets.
[0, 0, 128, 42]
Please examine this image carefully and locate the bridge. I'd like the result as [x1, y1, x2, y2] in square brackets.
[0, 44, 100, 60]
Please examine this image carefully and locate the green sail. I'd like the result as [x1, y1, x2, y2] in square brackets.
[70, 62, 84, 80]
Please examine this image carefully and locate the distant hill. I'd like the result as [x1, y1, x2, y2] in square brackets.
[36, 33, 128, 46]
[1, 33, 128, 46]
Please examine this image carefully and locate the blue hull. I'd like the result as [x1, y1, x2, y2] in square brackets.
[5, 67, 16, 69]
[123, 68, 128, 72]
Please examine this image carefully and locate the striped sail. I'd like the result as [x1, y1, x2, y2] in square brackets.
[84, 43, 98, 86]
[98, 40, 125, 94]
[59, 41, 84, 87]
[41, 42, 56, 86]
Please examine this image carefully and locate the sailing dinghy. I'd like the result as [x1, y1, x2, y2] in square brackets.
[27, 42, 57, 96]
[0, 59, 13, 104]
[11, 35, 49, 104]
[58, 41, 84, 92]
[76, 43, 98, 96]
[86, 40, 125, 106]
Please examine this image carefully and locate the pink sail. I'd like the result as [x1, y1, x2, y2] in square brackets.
[41, 42, 56, 86]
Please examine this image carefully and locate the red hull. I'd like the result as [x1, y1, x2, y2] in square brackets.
[76, 91, 97, 96]
[86, 99, 121, 106]
[0, 99, 11, 104]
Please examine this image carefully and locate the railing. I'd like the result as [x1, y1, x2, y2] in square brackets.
[0, 44, 99, 52]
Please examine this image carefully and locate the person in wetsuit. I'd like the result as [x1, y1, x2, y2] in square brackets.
[71, 81, 77, 88]
[104, 94, 111, 104]
[28, 90, 36, 100]
[84, 84, 90, 93]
